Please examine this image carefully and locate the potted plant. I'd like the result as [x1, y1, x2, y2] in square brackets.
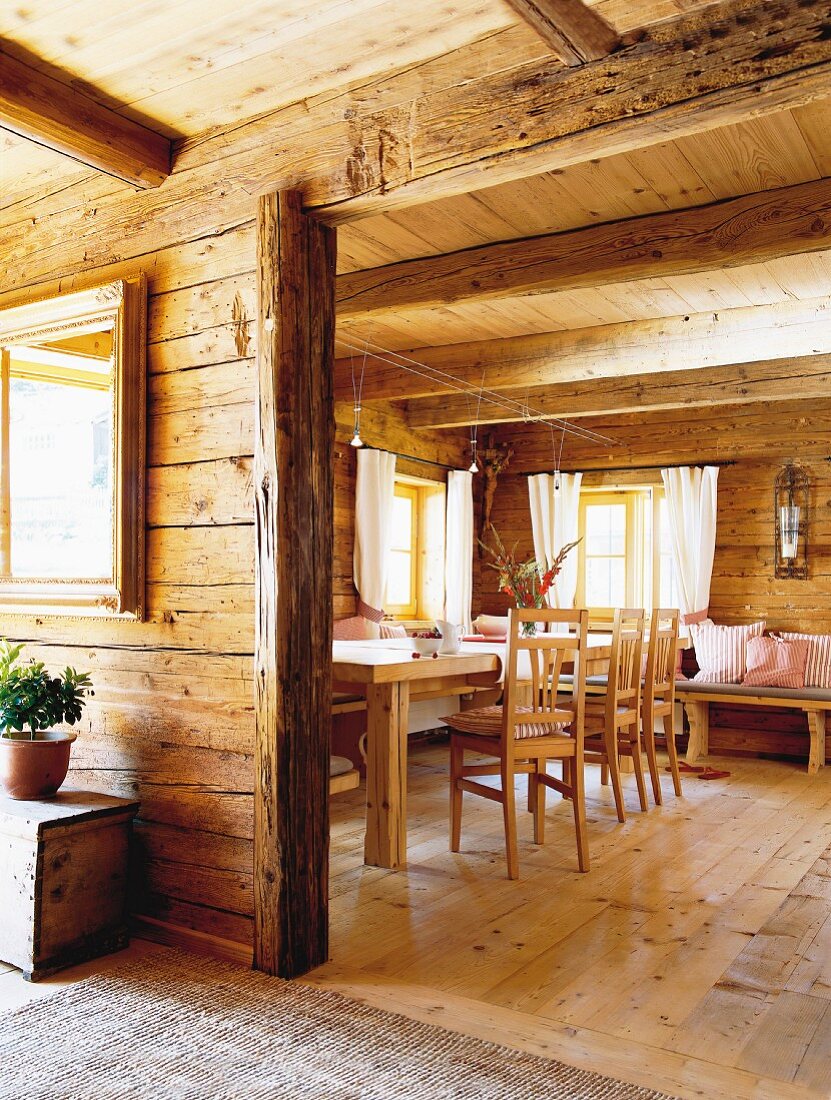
[0, 641, 92, 800]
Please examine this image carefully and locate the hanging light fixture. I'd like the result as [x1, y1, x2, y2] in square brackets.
[349, 347, 368, 448]
[468, 441, 479, 474]
[350, 403, 363, 448]
[467, 370, 486, 474]
[774, 464, 809, 579]
[551, 425, 566, 492]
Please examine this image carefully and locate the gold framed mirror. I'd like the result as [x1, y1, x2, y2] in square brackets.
[0, 277, 145, 618]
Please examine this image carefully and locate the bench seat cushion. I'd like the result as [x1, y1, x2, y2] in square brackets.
[675, 680, 831, 704]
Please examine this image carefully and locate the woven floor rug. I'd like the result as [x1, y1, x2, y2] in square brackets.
[0, 949, 678, 1100]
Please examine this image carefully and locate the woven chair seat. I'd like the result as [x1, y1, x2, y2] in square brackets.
[444, 704, 570, 741]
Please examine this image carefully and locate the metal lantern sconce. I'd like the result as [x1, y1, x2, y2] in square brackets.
[774, 464, 808, 579]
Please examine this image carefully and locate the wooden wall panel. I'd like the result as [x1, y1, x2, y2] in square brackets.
[483, 399, 831, 763]
[0, 238, 258, 958]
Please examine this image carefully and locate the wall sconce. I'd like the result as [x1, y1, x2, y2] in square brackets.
[774, 464, 808, 579]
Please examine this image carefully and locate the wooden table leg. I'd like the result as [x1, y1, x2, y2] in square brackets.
[364, 681, 409, 869]
[806, 709, 826, 776]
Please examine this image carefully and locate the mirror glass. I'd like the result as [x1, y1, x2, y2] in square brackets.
[6, 326, 115, 580]
[0, 278, 145, 618]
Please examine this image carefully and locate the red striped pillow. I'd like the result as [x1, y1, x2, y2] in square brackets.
[692, 620, 765, 684]
[743, 636, 809, 689]
[379, 622, 407, 639]
[779, 633, 831, 688]
[332, 615, 376, 641]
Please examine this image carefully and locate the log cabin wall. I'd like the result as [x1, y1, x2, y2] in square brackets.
[479, 399, 831, 764]
[0, 224, 259, 959]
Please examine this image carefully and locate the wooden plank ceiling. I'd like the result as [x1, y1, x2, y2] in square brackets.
[2, 0, 831, 439]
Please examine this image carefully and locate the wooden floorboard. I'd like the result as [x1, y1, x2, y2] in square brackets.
[318, 743, 831, 1099]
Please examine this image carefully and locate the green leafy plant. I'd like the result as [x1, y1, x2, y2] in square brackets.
[0, 641, 92, 741]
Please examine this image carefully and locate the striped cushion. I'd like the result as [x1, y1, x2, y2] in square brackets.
[443, 705, 568, 740]
[379, 622, 407, 639]
[692, 620, 765, 685]
[743, 636, 809, 689]
[332, 615, 376, 641]
[779, 632, 831, 688]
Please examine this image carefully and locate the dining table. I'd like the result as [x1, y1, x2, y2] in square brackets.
[332, 634, 629, 871]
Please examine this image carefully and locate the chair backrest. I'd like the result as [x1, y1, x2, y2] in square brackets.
[644, 608, 680, 714]
[604, 608, 645, 725]
[502, 607, 588, 748]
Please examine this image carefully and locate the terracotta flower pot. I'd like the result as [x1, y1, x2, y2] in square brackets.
[0, 731, 77, 800]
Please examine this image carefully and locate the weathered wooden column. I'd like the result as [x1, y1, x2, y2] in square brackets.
[254, 190, 335, 978]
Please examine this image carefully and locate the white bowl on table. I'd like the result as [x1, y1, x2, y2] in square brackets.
[412, 636, 442, 655]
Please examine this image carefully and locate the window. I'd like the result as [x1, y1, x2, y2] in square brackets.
[385, 476, 445, 621]
[576, 487, 677, 610]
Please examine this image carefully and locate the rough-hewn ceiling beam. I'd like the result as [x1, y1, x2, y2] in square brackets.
[504, 0, 620, 65]
[400, 353, 831, 428]
[0, 44, 170, 189]
[3, 0, 831, 289]
[334, 297, 831, 405]
[336, 178, 831, 325]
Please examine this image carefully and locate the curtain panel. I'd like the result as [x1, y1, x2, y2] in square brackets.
[660, 465, 719, 627]
[444, 469, 473, 632]
[353, 448, 396, 626]
[527, 472, 582, 608]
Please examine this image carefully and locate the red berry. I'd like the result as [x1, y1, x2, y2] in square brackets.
[411, 652, 421, 659]
[432, 652, 439, 659]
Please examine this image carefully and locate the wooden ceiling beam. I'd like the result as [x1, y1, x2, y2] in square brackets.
[336, 177, 831, 323]
[334, 297, 831, 405]
[399, 353, 831, 428]
[504, 0, 620, 65]
[0, 44, 170, 189]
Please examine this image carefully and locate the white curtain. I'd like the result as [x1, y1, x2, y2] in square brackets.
[354, 448, 396, 626]
[527, 472, 582, 608]
[444, 470, 473, 632]
[661, 465, 719, 627]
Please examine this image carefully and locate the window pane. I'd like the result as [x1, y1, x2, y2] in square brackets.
[386, 550, 412, 607]
[9, 378, 113, 579]
[585, 503, 626, 555]
[390, 494, 413, 551]
[585, 557, 626, 608]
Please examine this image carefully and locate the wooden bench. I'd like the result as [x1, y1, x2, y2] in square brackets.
[676, 681, 831, 775]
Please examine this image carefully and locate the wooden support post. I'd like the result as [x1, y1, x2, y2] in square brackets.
[0, 348, 10, 575]
[254, 190, 336, 978]
[685, 701, 709, 764]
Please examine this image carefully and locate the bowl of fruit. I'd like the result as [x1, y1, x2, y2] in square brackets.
[411, 628, 442, 656]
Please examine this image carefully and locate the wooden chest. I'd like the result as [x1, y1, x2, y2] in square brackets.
[0, 789, 139, 981]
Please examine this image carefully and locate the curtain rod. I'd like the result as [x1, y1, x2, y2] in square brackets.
[521, 459, 737, 476]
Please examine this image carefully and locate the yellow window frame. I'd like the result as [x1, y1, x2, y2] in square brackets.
[386, 482, 420, 619]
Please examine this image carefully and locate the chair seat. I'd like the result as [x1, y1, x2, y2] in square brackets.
[444, 704, 570, 740]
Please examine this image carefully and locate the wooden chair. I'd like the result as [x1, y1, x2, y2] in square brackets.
[443, 608, 589, 880]
[642, 608, 682, 803]
[583, 608, 646, 822]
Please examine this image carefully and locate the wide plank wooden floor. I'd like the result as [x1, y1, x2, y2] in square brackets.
[309, 741, 831, 1100]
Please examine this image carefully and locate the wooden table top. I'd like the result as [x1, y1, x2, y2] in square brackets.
[332, 635, 619, 685]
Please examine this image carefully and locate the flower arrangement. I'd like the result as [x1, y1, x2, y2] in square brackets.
[479, 526, 580, 632]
